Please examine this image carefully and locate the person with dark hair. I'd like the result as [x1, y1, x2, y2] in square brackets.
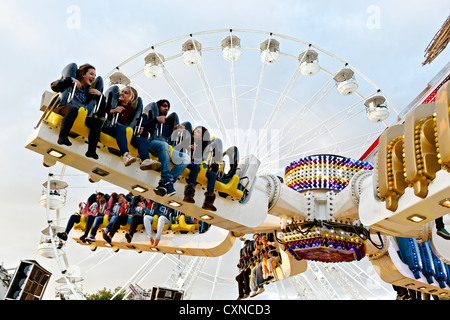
[101, 193, 130, 244]
[50, 63, 104, 158]
[56, 192, 103, 242]
[85, 193, 116, 242]
[140, 99, 190, 197]
[260, 234, 278, 282]
[182, 125, 218, 211]
[249, 233, 266, 297]
[235, 240, 252, 300]
[84, 195, 107, 242]
[125, 195, 148, 243]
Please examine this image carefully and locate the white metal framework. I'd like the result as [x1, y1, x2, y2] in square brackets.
[103, 29, 399, 175]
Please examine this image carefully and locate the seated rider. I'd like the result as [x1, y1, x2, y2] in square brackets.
[138, 99, 190, 197]
[235, 239, 252, 300]
[260, 234, 278, 282]
[125, 195, 148, 243]
[90, 86, 160, 169]
[249, 233, 266, 297]
[101, 193, 130, 244]
[143, 201, 172, 247]
[57, 192, 102, 241]
[183, 126, 218, 211]
[83, 195, 107, 243]
[50, 63, 105, 159]
[84, 193, 115, 242]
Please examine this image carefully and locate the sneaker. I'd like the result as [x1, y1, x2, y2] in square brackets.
[154, 181, 167, 196]
[57, 232, 68, 241]
[101, 228, 112, 244]
[79, 235, 87, 243]
[86, 235, 96, 243]
[249, 291, 258, 298]
[165, 182, 176, 197]
[437, 228, 450, 240]
[256, 287, 265, 295]
[140, 158, 161, 171]
[122, 152, 138, 167]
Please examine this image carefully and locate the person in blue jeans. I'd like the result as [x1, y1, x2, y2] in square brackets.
[101, 193, 130, 244]
[57, 192, 102, 242]
[84, 193, 117, 242]
[183, 126, 218, 211]
[139, 99, 190, 197]
[95, 86, 160, 170]
[50, 63, 104, 159]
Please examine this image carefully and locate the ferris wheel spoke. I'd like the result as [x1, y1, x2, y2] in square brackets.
[156, 56, 215, 131]
[275, 94, 372, 155]
[227, 31, 240, 146]
[130, 77, 157, 102]
[258, 45, 312, 134]
[281, 79, 335, 136]
[110, 253, 164, 300]
[190, 38, 232, 146]
[79, 249, 116, 276]
[251, 63, 303, 156]
[245, 55, 269, 153]
[256, 78, 335, 156]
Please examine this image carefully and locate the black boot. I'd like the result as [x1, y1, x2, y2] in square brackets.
[202, 192, 217, 211]
[85, 149, 99, 159]
[183, 184, 196, 203]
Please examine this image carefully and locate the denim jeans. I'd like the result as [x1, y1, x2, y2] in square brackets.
[186, 163, 217, 193]
[250, 263, 263, 292]
[109, 215, 129, 237]
[128, 215, 144, 236]
[131, 136, 151, 161]
[104, 215, 117, 232]
[64, 214, 95, 237]
[64, 214, 81, 234]
[102, 125, 129, 155]
[147, 139, 190, 183]
[89, 216, 105, 237]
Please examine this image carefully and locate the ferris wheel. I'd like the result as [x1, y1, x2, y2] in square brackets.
[34, 29, 402, 300]
[104, 29, 399, 174]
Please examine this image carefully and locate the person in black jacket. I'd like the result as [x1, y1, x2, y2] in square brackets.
[125, 195, 148, 243]
[235, 240, 252, 300]
[139, 99, 190, 197]
[182, 126, 218, 211]
[50, 63, 104, 159]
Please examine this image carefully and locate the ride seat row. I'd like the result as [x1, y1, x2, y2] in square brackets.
[43, 63, 245, 200]
[73, 213, 197, 234]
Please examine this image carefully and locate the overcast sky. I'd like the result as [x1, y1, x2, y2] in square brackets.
[0, 0, 449, 300]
